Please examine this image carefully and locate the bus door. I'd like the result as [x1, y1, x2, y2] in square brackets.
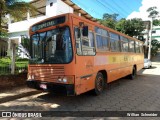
[74, 27, 96, 95]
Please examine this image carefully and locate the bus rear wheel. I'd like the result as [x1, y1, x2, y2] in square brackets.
[93, 72, 105, 95]
[129, 66, 137, 80]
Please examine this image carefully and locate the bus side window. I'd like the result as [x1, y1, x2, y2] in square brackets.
[74, 27, 95, 55]
[128, 39, 135, 52]
[135, 41, 140, 53]
[95, 27, 109, 51]
[139, 42, 144, 53]
[110, 32, 120, 52]
[120, 36, 129, 52]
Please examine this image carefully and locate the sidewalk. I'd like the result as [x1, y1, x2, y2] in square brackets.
[0, 85, 41, 104]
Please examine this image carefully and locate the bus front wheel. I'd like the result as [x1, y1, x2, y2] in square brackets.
[129, 66, 137, 80]
[93, 72, 105, 95]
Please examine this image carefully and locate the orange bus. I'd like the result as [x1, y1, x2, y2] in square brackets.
[27, 13, 144, 96]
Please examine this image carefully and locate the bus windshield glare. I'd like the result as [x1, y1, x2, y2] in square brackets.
[30, 26, 73, 64]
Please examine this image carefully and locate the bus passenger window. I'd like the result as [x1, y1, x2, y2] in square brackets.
[129, 39, 135, 52]
[95, 27, 109, 51]
[120, 36, 129, 52]
[110, 32, 120, 52]
[135, 41, 140, 53]
[139, 42, 144, 53]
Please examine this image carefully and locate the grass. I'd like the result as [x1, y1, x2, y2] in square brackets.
[0, 57, 28, 75]
[0, 57, 28, 67]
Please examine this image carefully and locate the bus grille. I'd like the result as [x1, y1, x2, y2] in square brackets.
[30, 66, 65, 82]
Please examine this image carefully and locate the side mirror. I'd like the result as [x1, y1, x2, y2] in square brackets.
[83, 26, 88, 37]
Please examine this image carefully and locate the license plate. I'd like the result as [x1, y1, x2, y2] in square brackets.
[40, 84, 47, 89]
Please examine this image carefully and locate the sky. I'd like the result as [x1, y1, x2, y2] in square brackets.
[71, 0, 160, 20]
[26, 0, 160, 20]
[71, 0, 142, 19]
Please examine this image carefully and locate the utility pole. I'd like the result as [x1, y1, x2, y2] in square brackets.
[148, 17, 153, 60]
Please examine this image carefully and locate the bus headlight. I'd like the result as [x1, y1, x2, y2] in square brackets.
[58, 78, 62, 82]
[62, 78, 67, 83]
[28, 74, 31, 80]
[57, 76, 74, 84]
[31, 75, 35, 79]
[27, 74, 34, 80]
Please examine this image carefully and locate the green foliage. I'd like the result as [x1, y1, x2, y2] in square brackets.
[119, 18, 144, 37]
[98, 13, 119, 29]
[0, 57, 28, 75]
[99, 18, 116, 29]
[0, 0, 37, 34]
[103, 13, 119, 21]
[153, 19, 160, 26]
[151, 39, 160, 56]
[115, 18, 126, 33]
[0, 57, 28, 67]
[21, 37, 30, 52]
[98, 13, 144, 37]
[147, 6, 159, 18]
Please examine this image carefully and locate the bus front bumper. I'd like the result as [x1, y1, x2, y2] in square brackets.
[26, 80, 75, 96]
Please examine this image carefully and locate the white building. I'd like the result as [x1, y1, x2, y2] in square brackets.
[152, 26, 160, 42]
[7, 0, 96, 57]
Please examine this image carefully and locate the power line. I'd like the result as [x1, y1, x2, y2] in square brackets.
[120, 0, 137, 12]
[71, 0, 103, 18]
[111, 0, 130, 16]
[96, 0, 126, 18]
[102, 0, 127, 18]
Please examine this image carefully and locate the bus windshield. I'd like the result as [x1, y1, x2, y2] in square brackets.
[30, 26, 73, 64]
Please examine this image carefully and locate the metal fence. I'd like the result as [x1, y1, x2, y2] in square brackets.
[0, 41, 28, 75]
[0, 57, 28, 75]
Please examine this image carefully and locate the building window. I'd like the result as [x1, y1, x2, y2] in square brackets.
[50, 2, 53, 7]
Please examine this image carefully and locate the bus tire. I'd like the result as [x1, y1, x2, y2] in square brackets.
[93, 72, 105, 95]
[129, 66, 137, 80]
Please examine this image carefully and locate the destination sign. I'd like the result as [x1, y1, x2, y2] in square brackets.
[32, 16, 65, 32]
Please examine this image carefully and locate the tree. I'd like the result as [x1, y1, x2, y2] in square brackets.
[115, 18, 126, 33]
[0, 0, 37, 35]
[116, 18, 144, 37]
[99, 18, 116, 29]
[98, 13, 119, 29]
[153, 19, 160, 26]
[147, 6, 159, 18]
[151, 39, 160, 56]
[147, 6, 159, 59]
[103, 13, 119, 21]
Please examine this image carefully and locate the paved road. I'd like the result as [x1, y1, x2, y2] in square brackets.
[0, 58, 160, 119]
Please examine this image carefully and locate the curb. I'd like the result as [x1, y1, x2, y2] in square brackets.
[0, 90, 41, 104]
